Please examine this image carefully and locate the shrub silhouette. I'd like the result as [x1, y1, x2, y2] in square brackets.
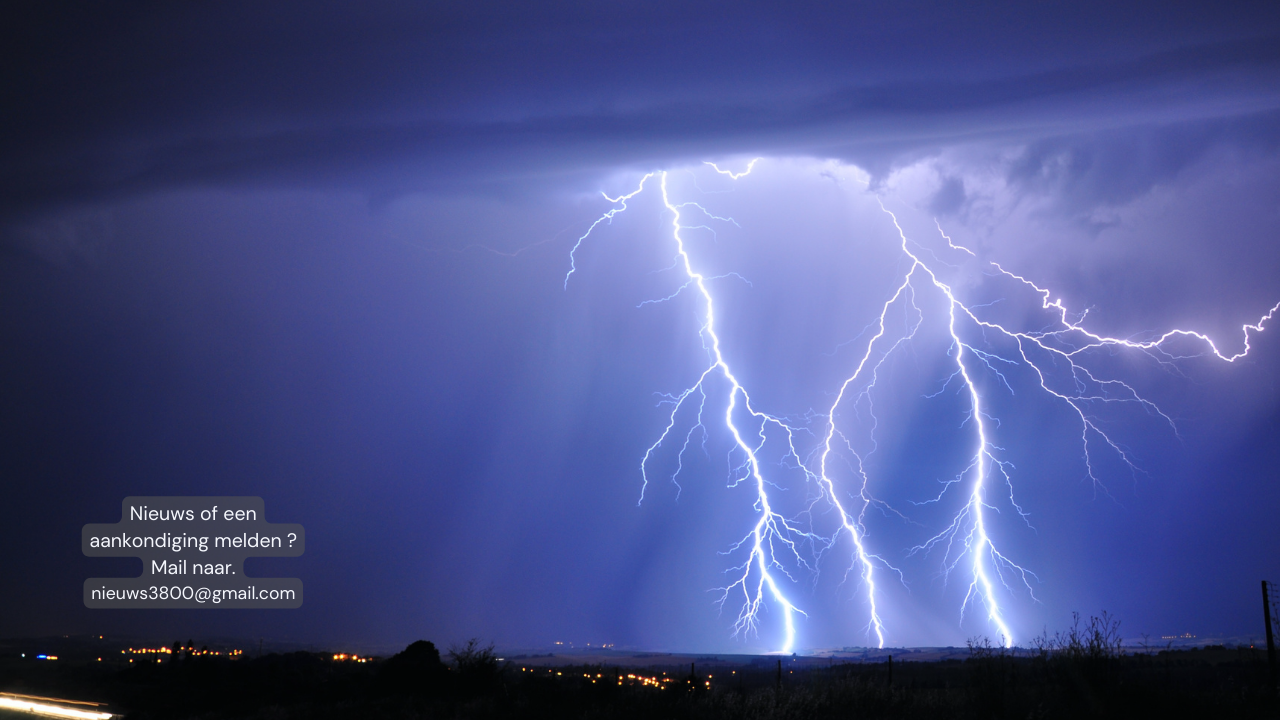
[448, 638, 501, 696]
[378, 640, 447, 696]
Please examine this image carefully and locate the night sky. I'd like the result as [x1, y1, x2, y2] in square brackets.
[4, 2, 1280, 654]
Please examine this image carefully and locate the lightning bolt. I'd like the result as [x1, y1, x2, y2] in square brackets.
[565, 158, 1278, 652]
[568, 162, 822, 653]
[564, 174, 656, 290]
[653, 169, 815, 654]
[837, 201, 1029, 649]
[705, 158, 760, 179]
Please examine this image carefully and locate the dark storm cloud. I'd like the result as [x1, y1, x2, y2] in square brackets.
[928, 176, 967, 216]
[5, 2, 1280, 650]
[1007, 108, 1280, 214]
[3, 2, 1279, 220]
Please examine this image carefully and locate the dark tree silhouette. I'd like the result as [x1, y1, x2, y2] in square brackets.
[377, 640, 447, 697]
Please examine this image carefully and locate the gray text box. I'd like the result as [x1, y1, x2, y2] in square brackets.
[83, 496, 303, 608]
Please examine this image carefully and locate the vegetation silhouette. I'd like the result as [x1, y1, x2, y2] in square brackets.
[448, 638, 501, 697]
[377, 639, 446, 696]
[1, 616, 1276, 718]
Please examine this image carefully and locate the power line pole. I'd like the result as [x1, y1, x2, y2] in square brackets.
[1263, 580, 1276, 690]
